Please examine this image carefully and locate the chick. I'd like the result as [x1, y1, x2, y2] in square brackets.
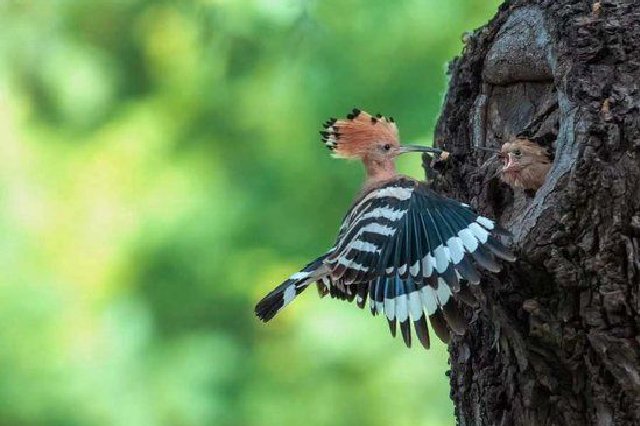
[499, 138, 551, 191]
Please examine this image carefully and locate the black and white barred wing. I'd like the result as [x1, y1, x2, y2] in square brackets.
[323, 178, 514, 348]
[325, 178, 416, 283]
[325, 178, 513, 282]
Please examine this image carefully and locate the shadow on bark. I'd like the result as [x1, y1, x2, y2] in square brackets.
[427, 1, 640, 424]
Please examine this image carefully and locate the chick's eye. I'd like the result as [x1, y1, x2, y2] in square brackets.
[383, 144, 391, 151]
[514, 149, 522, 156]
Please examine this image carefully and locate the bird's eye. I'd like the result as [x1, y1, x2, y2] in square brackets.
[383, 144, 391, 152]
[514, 149, 522, 157]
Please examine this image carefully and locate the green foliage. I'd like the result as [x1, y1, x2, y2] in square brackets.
[0, 1, 501, 425]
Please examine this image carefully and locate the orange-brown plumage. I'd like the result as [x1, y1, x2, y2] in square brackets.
[321, 109, 399, 159]
[320, 109, 441, 185]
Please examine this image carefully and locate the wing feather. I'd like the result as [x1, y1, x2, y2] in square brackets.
[384, 276, 397, 337]
[318, 178, 515, 349]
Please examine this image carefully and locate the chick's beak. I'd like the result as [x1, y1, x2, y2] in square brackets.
[503, 153, 518, 171]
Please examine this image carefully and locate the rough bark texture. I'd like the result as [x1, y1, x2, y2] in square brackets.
[429, 1, 640, 425]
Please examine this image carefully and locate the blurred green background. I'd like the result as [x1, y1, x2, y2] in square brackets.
[0, 1, 501, 425]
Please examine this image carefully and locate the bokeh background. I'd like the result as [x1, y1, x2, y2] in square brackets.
[0, 1, 501, 425]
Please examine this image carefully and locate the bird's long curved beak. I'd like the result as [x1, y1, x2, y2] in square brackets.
[398, 145, 443, 154]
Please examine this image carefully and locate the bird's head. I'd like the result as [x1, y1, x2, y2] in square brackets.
[320, 109, 442, 165]
[475, 138, 552, 190]
[499, 138, 551, 190]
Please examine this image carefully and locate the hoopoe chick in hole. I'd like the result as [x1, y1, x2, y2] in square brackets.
[255, 109, 515, 350]
[499, 138, 552, 191]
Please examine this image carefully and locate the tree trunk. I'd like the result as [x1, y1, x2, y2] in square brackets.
[429, 1, 640, 424]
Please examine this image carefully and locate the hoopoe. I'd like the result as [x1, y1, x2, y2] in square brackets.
[478, 138, 552, 191]
[255, 109, 515, 349]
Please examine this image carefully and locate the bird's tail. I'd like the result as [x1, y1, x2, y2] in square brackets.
[255, 255, 328, 322]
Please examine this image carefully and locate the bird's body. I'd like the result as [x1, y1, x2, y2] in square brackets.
[256, 109, 514, 348]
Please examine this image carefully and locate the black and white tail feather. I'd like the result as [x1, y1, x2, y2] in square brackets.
[255, 177, 514, 349]
[255, 255, 329, 322]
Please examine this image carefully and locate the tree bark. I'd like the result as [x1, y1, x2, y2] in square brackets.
[429, 1, 640, 424]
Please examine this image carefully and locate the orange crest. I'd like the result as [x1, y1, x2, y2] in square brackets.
[320, 109, 399, 159]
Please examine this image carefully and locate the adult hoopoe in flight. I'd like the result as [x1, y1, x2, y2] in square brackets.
[255, 109, 515, 349]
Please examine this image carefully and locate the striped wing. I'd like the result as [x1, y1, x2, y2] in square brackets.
[326, 178, 415, 282]
[323, 177, 514, 347]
